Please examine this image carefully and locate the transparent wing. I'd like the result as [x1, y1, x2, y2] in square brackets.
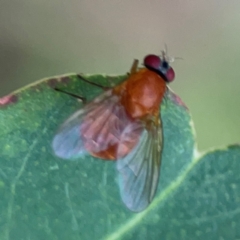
[52, 90, 140, 160]
[53, 90, 116, 159]
[117, 118, 163, 212]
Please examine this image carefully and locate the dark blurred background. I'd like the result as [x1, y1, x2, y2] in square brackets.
[0, 0, 240, 151]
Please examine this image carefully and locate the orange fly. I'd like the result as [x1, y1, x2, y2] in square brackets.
[52, 51, 175, 212]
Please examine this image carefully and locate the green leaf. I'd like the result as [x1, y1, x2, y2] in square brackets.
[0, 73, 239, 240]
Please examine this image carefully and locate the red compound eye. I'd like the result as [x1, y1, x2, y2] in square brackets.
[144, 54, 161, 70]
[166, 67, 175, 82]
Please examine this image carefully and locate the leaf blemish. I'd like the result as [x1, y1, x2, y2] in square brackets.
[0, 94, 18, 106]
[47, 78, 59, 88]
[60, 76, 71, 84]
[47, 77, 71, 89]
[49, 164, 59, 171]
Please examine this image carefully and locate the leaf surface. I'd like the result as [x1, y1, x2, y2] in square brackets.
[0, 73, 239, 240]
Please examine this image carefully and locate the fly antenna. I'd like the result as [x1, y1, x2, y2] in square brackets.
[160, 44, 183, 64]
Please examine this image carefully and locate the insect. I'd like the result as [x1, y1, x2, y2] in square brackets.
[52, 51, 175, 212]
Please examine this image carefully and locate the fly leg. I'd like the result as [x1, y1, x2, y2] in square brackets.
[128, 59, 139, 76]
[77, 74, 110, 91]
[54, 74, 111, 103]
[54, 88, 87, 104]
[77, 59, 139, 89]
[54, 60, 139, 101]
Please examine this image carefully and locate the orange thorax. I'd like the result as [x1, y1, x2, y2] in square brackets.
[87, 68, 166, 160]
[113, 68, 166, 119]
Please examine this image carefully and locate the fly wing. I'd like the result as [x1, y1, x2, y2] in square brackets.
[52, 90, 118, 159]
[52, 90, 136, 160]
[117, 118, 163, 212]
